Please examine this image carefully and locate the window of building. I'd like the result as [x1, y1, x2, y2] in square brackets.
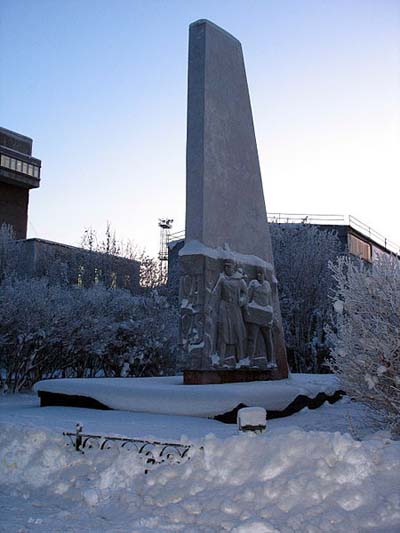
[0, 154, 10, 168]
[0, 153, 40, 179]
[348, 234, 372, 262]
[94, 268, 102, 284]
[77, 265, 85, 286]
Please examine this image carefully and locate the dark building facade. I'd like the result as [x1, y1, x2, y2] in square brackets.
[266, 213, 400, 263]
[0, 127, 41, 239]
[15, 237, 140, 293]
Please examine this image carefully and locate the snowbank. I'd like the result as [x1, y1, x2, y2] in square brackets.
[1, 422, 399, 532]
[34, 373, 341, 417]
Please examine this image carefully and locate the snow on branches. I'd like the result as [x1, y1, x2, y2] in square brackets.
[0, 223, 22, 280]
[270, 223, 341, 373]
[328, 254, 400, 435]
[0, 224, 178, 392]
[0, 279, 178, 392]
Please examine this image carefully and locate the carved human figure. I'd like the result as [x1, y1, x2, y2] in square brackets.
[211, 259, 248, 364]
[246, 268, 276, 367]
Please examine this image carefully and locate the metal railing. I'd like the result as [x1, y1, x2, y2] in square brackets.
[63, 423, 194, 471]
[168, 230, 185, 243]
[268, 213, 400, 255]
[167, 214, 400, 256]
[267, 213, 345, 225]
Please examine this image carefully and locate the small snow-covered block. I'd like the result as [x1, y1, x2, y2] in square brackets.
[237, 407, 267, 433]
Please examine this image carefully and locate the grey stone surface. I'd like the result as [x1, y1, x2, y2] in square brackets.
[186, 19, 273, 263]
[246, 269, 276, 367]
[211, 259, 248, 364]
[180, 255, 287, 376]
[180, 20, 288, 379]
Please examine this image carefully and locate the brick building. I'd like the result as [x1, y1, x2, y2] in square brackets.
[0, 127, 41, 239]
[16, 237, 140, 293]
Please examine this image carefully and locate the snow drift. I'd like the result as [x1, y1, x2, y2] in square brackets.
[1, 422, 399, 532]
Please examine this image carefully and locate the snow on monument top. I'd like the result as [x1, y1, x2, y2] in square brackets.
[184, 19, 273, 263]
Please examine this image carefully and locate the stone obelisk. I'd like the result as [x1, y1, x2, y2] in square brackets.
[180, 20, 288, 384]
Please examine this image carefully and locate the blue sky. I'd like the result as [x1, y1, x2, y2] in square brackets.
[1, 0, 399, 256]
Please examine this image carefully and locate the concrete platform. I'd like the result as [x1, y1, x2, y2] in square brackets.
[183, 368, 280, 384]
[34, 374, 344, 420]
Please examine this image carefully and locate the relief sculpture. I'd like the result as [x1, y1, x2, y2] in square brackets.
[180, 274, 204, 356]
[181, 257, 281, 372]
[210, 261, 277, 368]
[245, 268, 277, 368]
[210, 259, 248, 365]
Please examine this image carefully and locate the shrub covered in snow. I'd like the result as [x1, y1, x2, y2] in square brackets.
[0, 223, 179, 391]
[0, 278, 178, 392]
[0, 223, 23, 281]
[328, 254, 400, 435]
[270, 223, 341, 373]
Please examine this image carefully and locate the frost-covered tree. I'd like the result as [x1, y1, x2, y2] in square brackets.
[328, 254, 400, 435]
[0, 278, 178, 392]
[79, 223, 140, 290]
[100, 289, 178, 378]
[0, 224, 22, 281]
[139, 253, 167, 289]
[270, 223, 341, 372]
[0, 222, 179, 392]
[80, 223, 166, 291]
[0, 277, 73, 391]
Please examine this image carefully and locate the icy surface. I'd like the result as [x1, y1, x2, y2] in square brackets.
[33, 373, 341, 417]
[1, 394, 400, 532]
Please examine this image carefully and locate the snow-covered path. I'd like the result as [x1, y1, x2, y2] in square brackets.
[1, 394, 400, 532]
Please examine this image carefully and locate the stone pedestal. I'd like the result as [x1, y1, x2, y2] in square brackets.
[183, 368, 280, 385]
[179, 248, 288, 380]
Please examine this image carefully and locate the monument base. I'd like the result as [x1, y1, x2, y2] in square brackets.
[33, 374, 343, 419]
[184, 368, 281, 385]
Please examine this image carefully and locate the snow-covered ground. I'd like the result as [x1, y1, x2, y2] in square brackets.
[1, 393, 400, 532]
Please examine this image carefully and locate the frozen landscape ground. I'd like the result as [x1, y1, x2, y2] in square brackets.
[1, 391, 400, 532]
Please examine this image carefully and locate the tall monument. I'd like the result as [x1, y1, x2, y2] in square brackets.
[180, 20, 288, 384]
